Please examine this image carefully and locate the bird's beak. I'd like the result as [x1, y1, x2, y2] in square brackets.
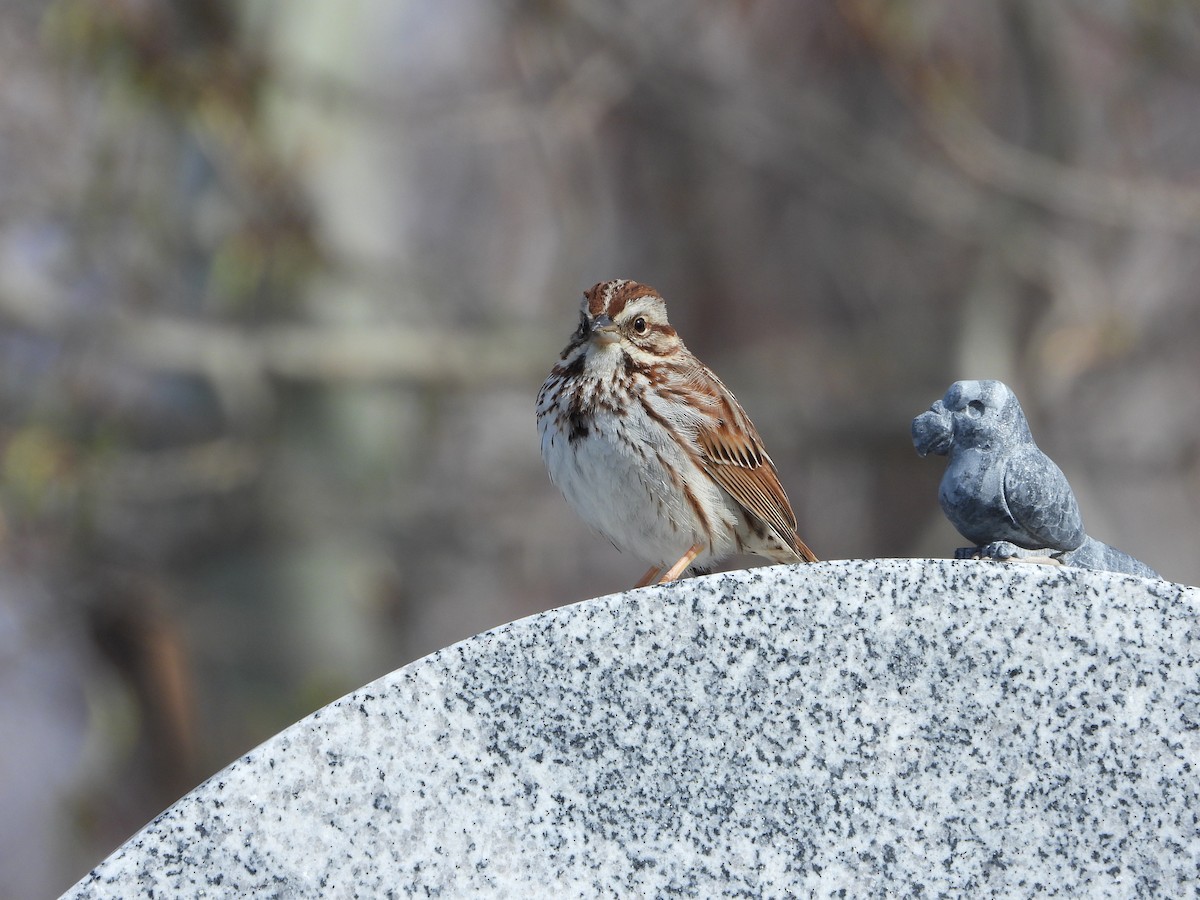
[912, 402, 953, 457]
[589, 314, 620, 345]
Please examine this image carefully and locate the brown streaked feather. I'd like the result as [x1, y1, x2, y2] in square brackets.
[585, 279, 661, 318]
[691, 369, 818, 563]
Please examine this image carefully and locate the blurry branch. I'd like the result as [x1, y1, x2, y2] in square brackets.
[121, 314, 553, 385]
[275, 5, 1159, 282]
[927, 109, 1200, 233]
[563, 2, 995, 234]
[611, 34, 1063, 293]
[86, 573, 201, 794]
[559, 0, 1200, 342]
[270, 1, 998, 248]
[45, 0, 322, 311]
[0, 289, 552, 387]
[95, 438, 263, 502]
[691, 81, 986, 233]
[837, 0, 1200, 234]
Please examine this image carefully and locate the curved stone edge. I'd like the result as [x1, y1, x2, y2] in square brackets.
[61, 559, 1199, 898]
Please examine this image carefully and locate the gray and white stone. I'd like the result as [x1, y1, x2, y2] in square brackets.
[913, 379, 1160, 578]
[63, 560, 1197, 898]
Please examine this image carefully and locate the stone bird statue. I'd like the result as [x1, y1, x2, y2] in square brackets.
[912, 379, 1159, 579]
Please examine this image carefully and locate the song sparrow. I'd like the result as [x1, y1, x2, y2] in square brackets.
[536, 279, 817, 587]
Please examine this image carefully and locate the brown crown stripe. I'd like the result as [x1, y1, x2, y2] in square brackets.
[585, 279, 662, 318]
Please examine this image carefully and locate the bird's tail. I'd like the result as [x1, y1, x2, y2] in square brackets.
[793, 533, 818, 563]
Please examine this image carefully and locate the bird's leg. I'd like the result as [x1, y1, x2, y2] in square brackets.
[658, 543, 705, 584]
[634, 565, 663, 588]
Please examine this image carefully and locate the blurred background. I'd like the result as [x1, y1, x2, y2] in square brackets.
[2, 0, 1198, 895]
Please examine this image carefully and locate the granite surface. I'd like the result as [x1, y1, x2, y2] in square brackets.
[63, 559, 1198, 898]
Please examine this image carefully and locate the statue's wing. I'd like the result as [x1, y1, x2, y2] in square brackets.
[1002, 448, 1086, 551]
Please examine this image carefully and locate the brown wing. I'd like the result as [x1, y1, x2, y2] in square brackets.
[691, 368, 818, 563]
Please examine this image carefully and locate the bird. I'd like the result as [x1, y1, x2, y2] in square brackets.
[912, 379, 1158, 577]
[912, 379, 1085, 556]
[536, 279, 817, 588]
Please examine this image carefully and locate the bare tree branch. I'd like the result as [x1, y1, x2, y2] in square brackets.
[929, 108, 1200, 233]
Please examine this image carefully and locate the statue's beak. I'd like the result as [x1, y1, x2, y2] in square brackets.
[912, 402, 952, 457]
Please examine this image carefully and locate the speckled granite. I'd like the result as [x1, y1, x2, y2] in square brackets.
[64, 560, 1198, 898]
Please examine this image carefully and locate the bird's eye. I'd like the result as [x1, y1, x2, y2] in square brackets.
[967, 400, 985, 418]
[633, 317, 647, 334]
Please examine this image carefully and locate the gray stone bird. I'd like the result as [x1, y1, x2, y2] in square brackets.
[912, 379, 1159, 579]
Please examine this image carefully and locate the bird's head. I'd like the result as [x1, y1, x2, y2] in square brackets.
[563, 280, 683, 367]
[913, 379, 1031, 457]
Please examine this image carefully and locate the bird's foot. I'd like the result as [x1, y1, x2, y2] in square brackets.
[634, 565, 663, 588]
[956, 541, 1065, 567]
